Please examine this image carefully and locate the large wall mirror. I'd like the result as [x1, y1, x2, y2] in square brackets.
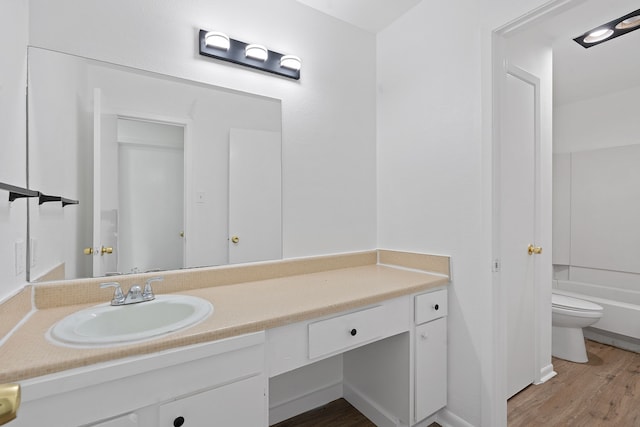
[28, 47, 282, 282]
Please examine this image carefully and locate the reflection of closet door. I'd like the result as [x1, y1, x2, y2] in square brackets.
[228, 129, 282, 265]
[117, 118, 185, 274]
[118, 140, 184, 274]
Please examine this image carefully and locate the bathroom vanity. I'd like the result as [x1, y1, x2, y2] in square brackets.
[0, 251, 449, 427]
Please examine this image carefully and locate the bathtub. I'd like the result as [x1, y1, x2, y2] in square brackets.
[553, 279, 640, 341]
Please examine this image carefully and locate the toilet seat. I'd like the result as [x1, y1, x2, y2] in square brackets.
[552, 294, 603, 313]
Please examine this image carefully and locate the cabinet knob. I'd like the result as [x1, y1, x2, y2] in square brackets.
[350, 328, 357, 336]
[173, 416, 185, 427]
[421, 332, 429, 340]
[433, 304, 439, 311]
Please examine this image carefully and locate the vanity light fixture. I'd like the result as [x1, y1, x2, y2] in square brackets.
[574, 8, 640, 48]
[245, 44, 268, 61]
[204, 31, 230, 51]
[198, 29, 301, 80]
[280, 55, 302, 71]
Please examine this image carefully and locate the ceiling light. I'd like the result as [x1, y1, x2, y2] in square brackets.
[204, 32, 230, 51]
[615, 15, 640, 30]
[280, 55, 302, 71]
[583, 28, 614, 44]
[574, 8, 640, 48]
[245, 44, 268, 61]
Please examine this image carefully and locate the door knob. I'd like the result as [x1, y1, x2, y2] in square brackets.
[231, 236, 239, 244]
[527, 244, 542, 255]
[83, 247, 94, 255]
[101, 246, 113, 255]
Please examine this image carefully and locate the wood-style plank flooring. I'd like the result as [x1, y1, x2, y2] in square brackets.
[508, 339, 640, 426]
[273, 398, 441, 427]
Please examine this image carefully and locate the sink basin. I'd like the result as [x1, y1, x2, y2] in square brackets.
[48, 295, 213, 347]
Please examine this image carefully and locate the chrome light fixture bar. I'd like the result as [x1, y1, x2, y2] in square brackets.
[574, 8, 640, 48]
[199, 29, 301, 80]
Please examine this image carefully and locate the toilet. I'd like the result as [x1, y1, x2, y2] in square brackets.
[552, 293, 603, 363]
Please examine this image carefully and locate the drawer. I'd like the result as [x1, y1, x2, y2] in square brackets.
[308, 305, 384, 359]
[415, 289, 447, 325]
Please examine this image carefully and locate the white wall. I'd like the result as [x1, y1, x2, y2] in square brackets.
[555, 85, 640, 153]
[0, 0, 28, 298]
[28, 0, 378, 261]
[554, 85, 640, 288]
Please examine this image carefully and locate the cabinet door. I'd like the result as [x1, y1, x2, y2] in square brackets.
[89, 413, 139, 426]
[415, 317, 447, 422]
[158, 375, 265, 427]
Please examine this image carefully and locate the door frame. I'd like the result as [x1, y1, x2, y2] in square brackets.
[491, 0, 580, 422]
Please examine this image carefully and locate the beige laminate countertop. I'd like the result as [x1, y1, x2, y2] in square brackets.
[0, 253, 449, 384]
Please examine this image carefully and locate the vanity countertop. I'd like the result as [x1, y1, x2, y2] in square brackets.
[0, 251, 449, 383]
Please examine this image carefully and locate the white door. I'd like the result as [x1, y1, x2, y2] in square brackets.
[92, 89, 118, 277]
[228, 129, 282, 264]
[502, 67, 540, 398]
[117, 127, 184, 274]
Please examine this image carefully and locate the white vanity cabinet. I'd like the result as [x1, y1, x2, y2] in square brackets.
[89, 414, 139, 426]
[268, 288, 448, 427]
[414, 289, 448, 423]
[13, 287, 448, 427]
[158, 375, 265, 426]
[13, 332, 266, 427]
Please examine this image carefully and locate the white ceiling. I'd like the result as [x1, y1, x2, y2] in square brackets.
[297, 0, 640, 106]
[295, 0, 422, 33]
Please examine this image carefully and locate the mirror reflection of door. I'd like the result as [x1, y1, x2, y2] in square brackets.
[93, 107, 185, 276]
[116, 118, 185, 274]
[228, 129, 282, 264]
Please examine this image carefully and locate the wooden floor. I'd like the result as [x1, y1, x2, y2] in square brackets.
[273, 398, 441, 427]
[508, 339, 640, 426]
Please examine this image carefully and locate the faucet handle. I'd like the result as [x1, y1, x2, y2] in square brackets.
[143, 277, 162, 301]
[100, 282, 125, 305]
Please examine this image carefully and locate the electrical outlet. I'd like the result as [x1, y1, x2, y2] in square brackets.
[15, 240, 25, 276]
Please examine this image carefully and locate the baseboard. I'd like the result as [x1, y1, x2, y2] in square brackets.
[343, 380, 406, 427]
[535, 363, 557, 384]
[435, 408, 476, 427]
[268, 380, 343, 425]
[585, 328, 640, 354]
[411, 414, 438, 427]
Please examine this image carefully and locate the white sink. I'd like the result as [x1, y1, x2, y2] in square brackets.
[48, 295, 213, 347]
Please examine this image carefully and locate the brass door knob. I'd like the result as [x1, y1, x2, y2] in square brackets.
[101, 246, 113, 255]
[83, 247, 94, 255]
[0, 383, 20, 425]
[231, 236, 239, 244]
[527, 244, 542, 255]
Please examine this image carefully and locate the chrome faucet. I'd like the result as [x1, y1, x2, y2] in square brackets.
[100, 277, 163, 306]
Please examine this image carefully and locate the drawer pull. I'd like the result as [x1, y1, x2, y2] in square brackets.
[433, 304, 439, 311]
[174, 416, 185, 427]
[350, 328, 357, 336]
